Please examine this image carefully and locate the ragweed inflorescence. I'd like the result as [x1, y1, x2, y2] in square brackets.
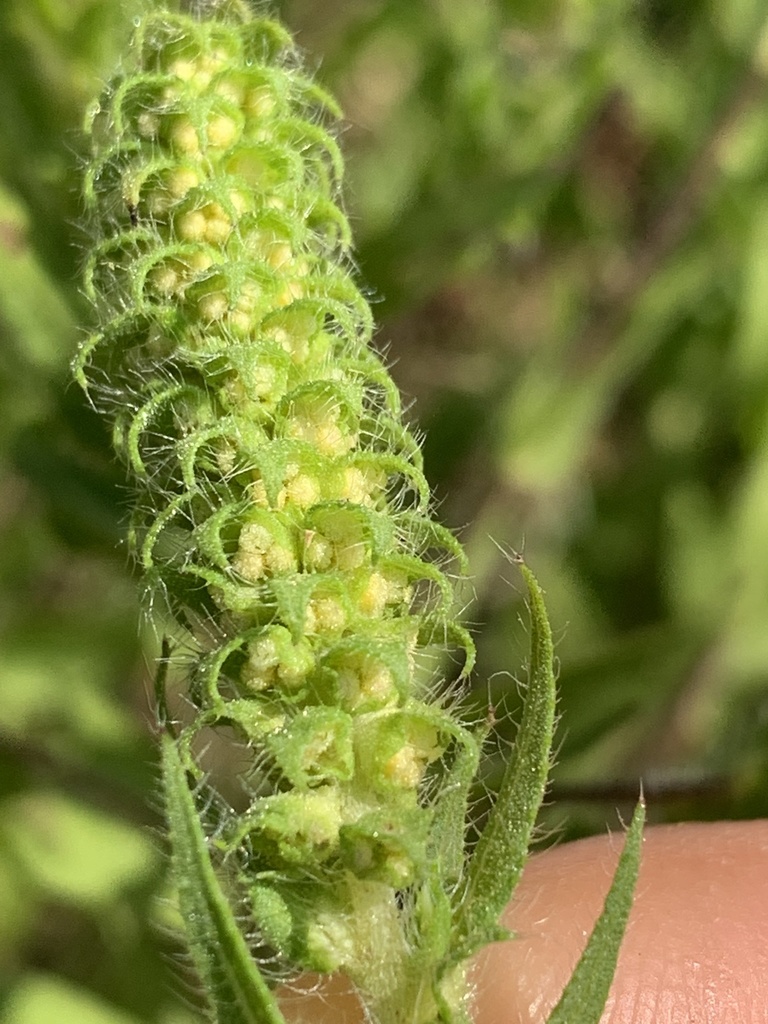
[75, 3, 641, 1023]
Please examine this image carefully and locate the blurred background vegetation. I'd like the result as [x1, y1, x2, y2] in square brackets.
[3, 0, 768, 1020]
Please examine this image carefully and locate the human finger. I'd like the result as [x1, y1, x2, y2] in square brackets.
[473, 819, 768, 1024]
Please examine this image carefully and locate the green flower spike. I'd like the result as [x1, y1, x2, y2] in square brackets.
[76, 3, 643, 1023]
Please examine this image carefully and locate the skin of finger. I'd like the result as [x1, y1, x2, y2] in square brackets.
[277, 973, 363, 1024]
[472, 819, 768, 1024]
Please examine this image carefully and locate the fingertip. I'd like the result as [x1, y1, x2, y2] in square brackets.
[473, 819, 768, 1024]
[278, 972, 364, 1024]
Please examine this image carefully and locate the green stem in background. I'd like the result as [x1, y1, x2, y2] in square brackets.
[75, 3, 642, 1022]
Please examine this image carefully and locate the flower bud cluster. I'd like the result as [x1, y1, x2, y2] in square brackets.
[77, 2, 474, 979]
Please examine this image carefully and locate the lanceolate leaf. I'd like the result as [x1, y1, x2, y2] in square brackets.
[431, 726, 484, 888]
[450, 557, 556, 964]
[546, 798, 645, 1024]
[161, 735, 287, 1024]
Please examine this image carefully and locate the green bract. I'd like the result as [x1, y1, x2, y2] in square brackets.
[75, 4, 641, 1024]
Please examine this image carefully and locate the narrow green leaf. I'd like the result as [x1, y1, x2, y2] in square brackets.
[410, 729, 485, 1012]
[160, 734, 287, 1024]
[546, 798, 645, 1024]
[431, 727, 484, 887]
[450, 556, 556, 963]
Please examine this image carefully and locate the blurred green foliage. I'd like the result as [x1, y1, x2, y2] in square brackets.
[2, 0, 768, 1019]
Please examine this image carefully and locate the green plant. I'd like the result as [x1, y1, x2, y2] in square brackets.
[74, 2, 643, 1022]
